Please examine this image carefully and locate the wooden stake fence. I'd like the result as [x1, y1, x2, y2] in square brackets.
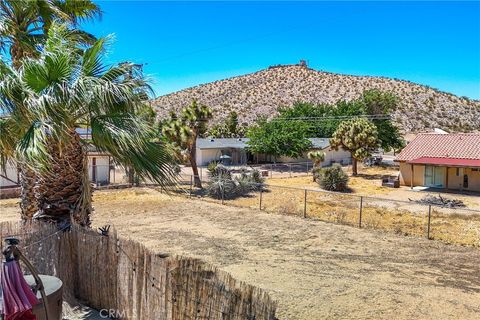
[0, 222, 277, 320]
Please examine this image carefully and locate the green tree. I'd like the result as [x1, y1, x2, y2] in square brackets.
[278, 100, 364, 138]
[0, 24, 176, 226]
[276, 92, 403, 153]
[330, 118, 379, 176]
[307, 150, 325, 181]
[361, 89, 405, 152]
[246, 118, 312, 160]
[162, 100, 213, 188]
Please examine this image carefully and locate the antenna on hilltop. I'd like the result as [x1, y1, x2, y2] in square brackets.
[298, 60, 308, 67]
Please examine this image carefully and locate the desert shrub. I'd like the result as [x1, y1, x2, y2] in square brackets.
[316, 164, 349, 192]
[207, 172, 236, 199]
[249, 168, 265, 184]
[208, 163, 231, 179]
[235, 174, 256, 195]
[207, 166, 265, 199]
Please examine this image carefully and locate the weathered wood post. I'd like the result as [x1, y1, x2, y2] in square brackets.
[303, 189, 307, 218]
[259, 189, 263, 210]
[221, 186, 225, 205]
[359, 196, 363, 228]
[427, 205, 432, 239]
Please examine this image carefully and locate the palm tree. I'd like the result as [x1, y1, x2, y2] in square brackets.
[0, 0, 101, 68]
[1, 0, 101, 220]
[162, 100, 212, 188]
[307, 150, 325, 182]
[0, 24, 176, 226]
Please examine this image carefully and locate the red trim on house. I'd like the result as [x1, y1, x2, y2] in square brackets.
[406, 157, 480, 167]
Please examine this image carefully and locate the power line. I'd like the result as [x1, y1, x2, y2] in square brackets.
[171, 114, 392, 123]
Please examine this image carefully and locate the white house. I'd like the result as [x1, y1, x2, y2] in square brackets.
[195, 137, 352, 166]
[0, 162, 19, 188]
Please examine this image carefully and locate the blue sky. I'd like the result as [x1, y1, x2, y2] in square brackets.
[82, 1, 480, 99]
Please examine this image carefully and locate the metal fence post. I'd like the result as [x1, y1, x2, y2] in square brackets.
[200, 167, 203, 181]
[189, 175, 193, 197]
[427, 205, 432, 239]
[270, 164, 273, 178]
[289, 164, 292, 178]
[359, 196, 363, 228]
[306, 162, 309, 174]
[259, 189, 263, 210]
[303, 189, 307, 218]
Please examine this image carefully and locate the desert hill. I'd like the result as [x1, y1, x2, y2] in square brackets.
[152, 63, 480, 133]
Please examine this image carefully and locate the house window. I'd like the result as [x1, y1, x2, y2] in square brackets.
[472, 168, 479, 172]
[456, 168, 460, 176]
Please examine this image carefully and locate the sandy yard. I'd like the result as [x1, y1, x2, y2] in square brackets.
[2, 188, 479, 320]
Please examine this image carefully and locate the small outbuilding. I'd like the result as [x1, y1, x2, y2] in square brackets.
[395, 133, 480, 192]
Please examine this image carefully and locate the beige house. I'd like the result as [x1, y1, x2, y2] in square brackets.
[395, 133, 480, 192]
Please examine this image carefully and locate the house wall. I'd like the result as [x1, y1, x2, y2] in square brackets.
[196, 148, 247, 166]
[87, 155, 110, 184]
[323, 148, 352, 166]
[464, 168, 480, 192]
[447, 167, 464, 190]
[400, 164, 480, 192]
[0, 163, 19, 188]
[276, 148, 352, 165]
[399, 163, 425, 187]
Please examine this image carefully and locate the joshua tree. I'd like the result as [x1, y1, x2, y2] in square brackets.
[330, 118, 379, 176]
[0, 24, 176, 226]
[307, 150, 325, 181]
[162, 100, 212, 188]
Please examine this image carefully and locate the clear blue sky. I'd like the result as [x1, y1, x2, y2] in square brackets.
[82, 1, 480, 99]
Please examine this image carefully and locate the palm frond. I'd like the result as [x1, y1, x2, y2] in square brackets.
[0, 116, 20, 168]
[16, 119, 52, 169]
[91, 113, 176, 187]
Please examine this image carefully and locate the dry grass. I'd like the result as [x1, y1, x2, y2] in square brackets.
[1, 188, 480, 319]
[192, 165, 480, 246]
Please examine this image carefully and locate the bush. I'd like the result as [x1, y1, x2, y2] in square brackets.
[316, 164, 349, 192]
[208, 163, 231, 179]
[206, 167, 265, 199]
[207, 172, 236, 199]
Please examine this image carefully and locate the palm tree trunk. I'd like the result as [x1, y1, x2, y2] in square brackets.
[18, 165, 38, 220]
[36, 131, 92, 226]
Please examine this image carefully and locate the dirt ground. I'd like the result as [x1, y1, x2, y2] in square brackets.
[2, 188, 479, 319]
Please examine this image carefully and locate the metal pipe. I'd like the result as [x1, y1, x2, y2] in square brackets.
[3, 238, 51, 320]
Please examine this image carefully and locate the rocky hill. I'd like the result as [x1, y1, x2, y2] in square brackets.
[152, 63, 480, 133]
